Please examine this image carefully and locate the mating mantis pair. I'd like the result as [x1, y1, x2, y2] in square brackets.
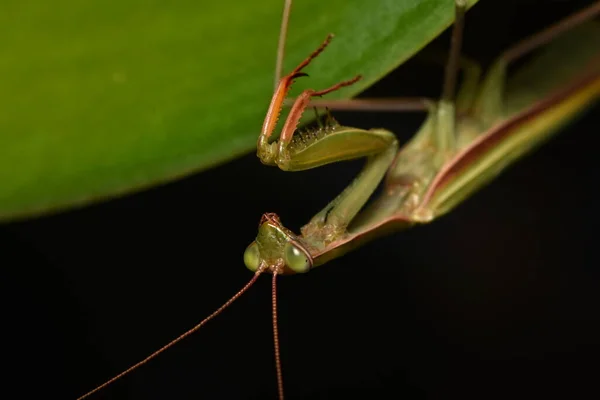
[79, 0, 600, 399]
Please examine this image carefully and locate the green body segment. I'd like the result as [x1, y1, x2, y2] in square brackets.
[299, 128, 398, 243]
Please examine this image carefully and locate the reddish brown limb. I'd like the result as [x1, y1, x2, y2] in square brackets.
[260, 35, 335, 147]
[313, 74, 361, 96]
[76, 268, 266, 400]
[306, 97, 434, 112]
[291, 34, 334, 75]
[502, 1, 600, 64]
[441, 0, 467, 102]
[272, 271, 285, 400]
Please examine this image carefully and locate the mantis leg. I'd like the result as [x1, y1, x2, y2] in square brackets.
[272, 87, 400, 244]
[305, 98, 434, 112]
[436, 0, 467, 158]
[299, 130, 398, 244]
[455, 56, 483, 114]
[473, 1, 600, 128]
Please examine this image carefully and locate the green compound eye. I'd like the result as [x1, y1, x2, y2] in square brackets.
[283, 242, 311, 273]
[243, 242, 260, 271]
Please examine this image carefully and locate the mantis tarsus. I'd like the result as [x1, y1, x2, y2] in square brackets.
[76, 1, 600, 399]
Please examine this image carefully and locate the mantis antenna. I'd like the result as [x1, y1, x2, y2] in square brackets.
[272, 271, 285, 400]
[75, 265, 269, 400]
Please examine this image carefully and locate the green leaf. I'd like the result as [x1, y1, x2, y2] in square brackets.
[0, 0, 478, 221]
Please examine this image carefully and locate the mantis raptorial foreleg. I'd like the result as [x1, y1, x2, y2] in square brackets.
[257, 35, 401, 245]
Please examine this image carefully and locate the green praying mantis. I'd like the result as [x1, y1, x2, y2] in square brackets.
[78, 1, 600, 399]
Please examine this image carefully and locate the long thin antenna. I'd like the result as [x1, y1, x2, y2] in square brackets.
[272, 271, 285, 400]
[275, 0, 294, 91]
[76, 268, 266, 400]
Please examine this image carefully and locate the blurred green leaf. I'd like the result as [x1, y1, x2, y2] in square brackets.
[0, 0, 478, 221]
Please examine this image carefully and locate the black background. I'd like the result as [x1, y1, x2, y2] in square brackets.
[1, 1, 599, 399]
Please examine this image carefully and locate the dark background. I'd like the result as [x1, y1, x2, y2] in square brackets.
[1, 1, 599, 399]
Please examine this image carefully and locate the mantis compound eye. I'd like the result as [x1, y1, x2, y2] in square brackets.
[243, 242, 261, 271]
[283, 242, 311, 273]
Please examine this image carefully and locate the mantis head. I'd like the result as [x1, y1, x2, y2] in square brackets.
[244, 213, 314, 274]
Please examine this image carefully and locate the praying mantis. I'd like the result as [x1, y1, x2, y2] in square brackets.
[74, 1, 600, 399]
